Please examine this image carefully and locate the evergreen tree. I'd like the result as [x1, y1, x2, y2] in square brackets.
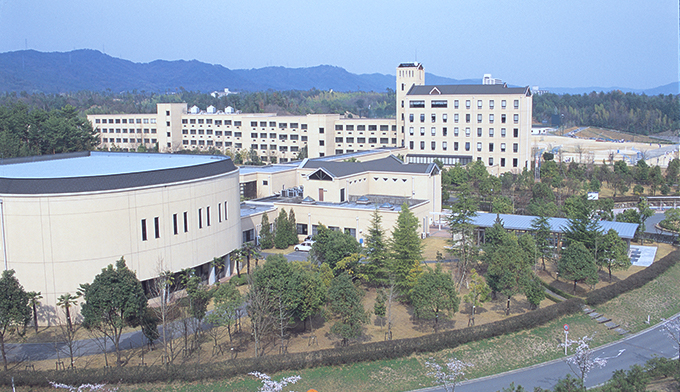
[485, 234, 533, 315]
[328, 272, 368, 346]
[558, 242, 599, 294]
[598, 229, 631, 282]
[409, 264, 459, 332]
[463, 269, 490, 326]
[363, 208, 389, 285]
[274, 208, 290, 249]
[288, 208, 298, 246]
[259, 213, 274, 249]
[389, 203, 423, 292]
[531, 214, 553, 271]
[0, 270, 31, 370]
[446, 186, 479, 287]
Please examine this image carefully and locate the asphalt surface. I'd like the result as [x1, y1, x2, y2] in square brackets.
[413, 314, 680, 392]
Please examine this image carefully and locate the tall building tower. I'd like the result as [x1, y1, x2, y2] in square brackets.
[396, 63, 425, 147]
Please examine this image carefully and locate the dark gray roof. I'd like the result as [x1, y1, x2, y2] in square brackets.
[407, 84, 530, 96]
[0, 154, 237, 195]
[301, 155, 438, 178]
[398, 62, 423, 69]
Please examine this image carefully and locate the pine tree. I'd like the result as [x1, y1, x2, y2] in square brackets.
[530, 214, 552, 271]
[598, 229, 631, 282]
[274, 208, 289, 249]
[558, 242, 599, 294]
[259, 213, 273, 249]
[389, 203, 423, 292]
[363, 208, 389, 285]
[288, 208, 298, 246]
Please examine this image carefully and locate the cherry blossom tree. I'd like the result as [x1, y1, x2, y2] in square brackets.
[564, 334, 607, 386]
[425, 357, 473, 392]
[49, 381, 116, 392]
[662, 316, 680, 375]
[248, 371, 301, 392]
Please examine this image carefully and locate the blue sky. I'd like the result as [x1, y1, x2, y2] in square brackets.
[0, 0, 677, 90]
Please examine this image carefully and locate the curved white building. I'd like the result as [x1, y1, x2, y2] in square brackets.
[0, 152, 240, 318]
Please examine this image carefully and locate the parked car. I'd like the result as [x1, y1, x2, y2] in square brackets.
[294, 241, 314, 252]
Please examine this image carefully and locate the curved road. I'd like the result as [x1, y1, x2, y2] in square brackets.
[413, 314, 680, 392]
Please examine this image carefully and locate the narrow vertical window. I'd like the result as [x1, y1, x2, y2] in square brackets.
[218, 203, 222, 223]
[141, 219, 147, 241]
[206, 206, 211, 226]
[224, 202, 228, 220]
[198, 208, 203, 228]
[173, 214, 178, 235]
[183, 212, 188, 232]
[154, 217, 160, 239]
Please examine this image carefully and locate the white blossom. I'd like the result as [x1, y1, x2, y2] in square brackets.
[248, 371, 301, 392]
[425, 357, 473, 392]
[662, 316, 680, 359]
[49, 381, 116, 392]
[564, 334, 607, 384]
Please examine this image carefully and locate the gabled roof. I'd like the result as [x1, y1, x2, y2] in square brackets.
[407, 84, 530, 96]
[301, 155, 438, 179]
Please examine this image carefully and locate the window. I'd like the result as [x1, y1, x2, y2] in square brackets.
[454, 142, 459, 151]
[465, 142, 471, 151]
[477, 142, 482, 151]
[501, 128, 507, 137]
[409, 141, 414, 149]
[501, 114, 507, 123]
[251, 132, 258, 138]
[380, 137, 388, 144]
[514, 128, 519, 137]
[420, 127, 425, 136]
[206, 206, 210, 226]
[260, 132, 267, 138]
[488, 157, 494, 166]
[465, 127, 471, 137]
[279, 134, 287, 140]
[489, 114, 494, 123]
[431, 113, 436, 122]
[513, 114, 519, 123]
[489, 128, 494, 137]
[477, 100, 483, 109]
[154, 217, 160, 239]
[250, 121, 257, 127]
[454, 127, 459, 136]
[466, 114, 470, 123]
[452, 100, 458, 109]
[420, 114, 425, 122]
[319, 127, 324, 134]
[346, 125, 354, 131]
[489, 143, 494, 152]
[477, 114, 482, 123]
[198, 208, 203, 229]
[513, 143, 519, 152]
[489, 100, 495, 109]
[279, 123, 288, 129]
[500, 143, 506, 152]
[173, 214, 178, 235]
[501, 158, 506, 167]
[409, 114, 414, 122]
[431, 100, 447, 108]
[234, 121, 241, 126]
[301, 136, 307, 141]
[269, 133, 276, 138]
[442, 141, 448, 150]
[183, 212, 188, 232]
[431, 141, 436, 150]
[141, 219, 147, 241]
[224, 202, 228, 221]
[443, 127, 448, 136]
[368, 137, 377, 144]
[454, 114, 459, 123]
[514, 100, 519, 109]
[409, 127, 414, 135]
[442, 114, 448, 123]
[218, 203, 222, 223]
[290, 122, 298, 129]
[431, 127, 436, 136]
[465, 100, 471, 109]
[357, 137, 366, 143]
[477, 128, 482, 137]
[513, 158, 518, 167]
[357, 125, 366, 131]
[378, 125, 386, 131]
[409, 100, 425, 108]
[234, 132, 242, 137]
[346, 137, 354, 143]
[420, 141, 425, 150]
[297, 223, 308, 235]
[501, 100, 507, 109]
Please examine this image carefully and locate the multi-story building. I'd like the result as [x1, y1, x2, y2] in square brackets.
[88, 105, 398, 163]
[88, 62, 532, 174]
[396, 62, 532, 174]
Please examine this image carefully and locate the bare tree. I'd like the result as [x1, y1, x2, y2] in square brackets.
[148, 261, 179, 365]
[56, 309, 82, 369]
[575, 144, 585, 163]
[247, 283, 276, 357]
[425, 357, 473, 392]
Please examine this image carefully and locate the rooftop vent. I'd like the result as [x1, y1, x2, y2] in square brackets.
[301, 196, 316, 205]
[379, 203, 394, 210]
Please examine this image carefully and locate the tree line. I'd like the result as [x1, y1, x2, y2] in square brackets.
[533, 91, 679, 135]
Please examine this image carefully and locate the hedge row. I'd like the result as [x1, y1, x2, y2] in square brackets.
[586, 248, 680, 306]
[1, 298, 583, 387]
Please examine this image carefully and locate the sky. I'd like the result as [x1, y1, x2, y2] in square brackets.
[0, 0, 677, 90]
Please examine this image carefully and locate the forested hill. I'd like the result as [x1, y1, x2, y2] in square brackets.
[0, 49, 476, 94]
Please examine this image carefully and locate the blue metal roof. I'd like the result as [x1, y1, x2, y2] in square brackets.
[471, 212, 639, 240]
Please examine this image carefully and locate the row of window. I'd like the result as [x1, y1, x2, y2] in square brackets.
[140, 203, 229, 241]
[95, 118, 156, 124]
[179, 130, 310, 141]
[408, 99, 520, 110]
[407, 112, 519, 124]
[104, 138, 157, 144]
[334, 124, 396, 131]
[334, 137, 396, 144]
[180, 118, 311, 129]
[100, 128, 157, 134]
[408, 127, 520, 138]
[409, 140, 519, 153]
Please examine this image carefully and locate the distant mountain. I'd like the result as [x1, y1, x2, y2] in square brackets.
[0, 49, 676, 95]
[545, 82, 679, 96]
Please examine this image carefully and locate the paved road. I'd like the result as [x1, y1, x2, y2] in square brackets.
[413, 314, 680, 392]
[262, 250, 310, 262]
